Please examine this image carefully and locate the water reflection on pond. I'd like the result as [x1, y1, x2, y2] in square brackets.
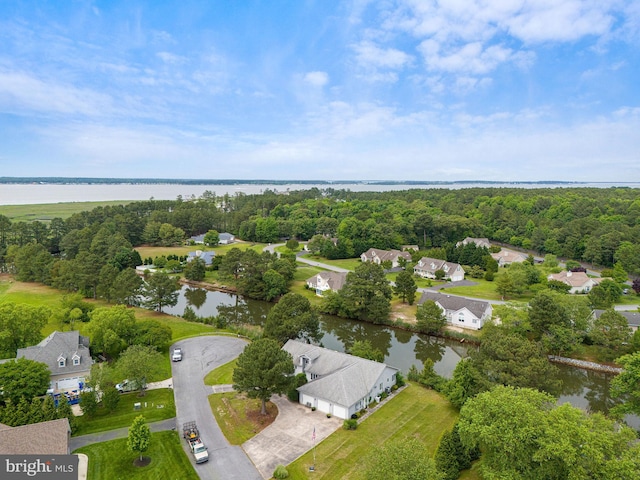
[164, 286, 638, 428]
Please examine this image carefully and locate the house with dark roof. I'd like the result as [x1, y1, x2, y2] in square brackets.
[306, 271, 348, 296]
[413, 257, 465, 282]
[418, 291, 492, 330]
[219, 232, 235, 244]
[190, 232, 234, 245]
[16, 331, 92, 394]
[0, 418, 71, 454]
[190, 233, 206, 244]
[282, 340, 399, 420]
[360, 248, 411, 268]
[593, 309, 640, 332]
[547, 271, 601, 294]
[187, 250, 216, 266]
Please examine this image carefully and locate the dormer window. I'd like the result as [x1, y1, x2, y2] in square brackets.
[57, 355, 66, 368]
[72, 354, 81, 366]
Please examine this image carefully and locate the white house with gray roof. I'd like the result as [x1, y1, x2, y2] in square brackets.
[456, 237, 491, 249]
[282, 340, 399, 420]
[360, 248, 412, 268]
[414, 257, 465, 282]
[17, 331, 92, 393]
[418, 292, 492, 330]
[306, 271, 347, 296]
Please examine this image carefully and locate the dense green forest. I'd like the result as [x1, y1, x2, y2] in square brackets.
[1, 187, 640, 278]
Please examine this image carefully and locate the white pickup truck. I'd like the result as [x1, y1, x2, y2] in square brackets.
[183, 421, 209, 464]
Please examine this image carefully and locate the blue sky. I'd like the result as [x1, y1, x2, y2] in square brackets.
[0, 1, 639, 182]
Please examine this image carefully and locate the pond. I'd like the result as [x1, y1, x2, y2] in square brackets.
[164, 286, 639, 429]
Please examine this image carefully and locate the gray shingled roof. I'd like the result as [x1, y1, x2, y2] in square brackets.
[419, 291, 490, 319]
[17, 331, 92, 374]
[362, 248, 411, 264]
[282, 340, 398, 407]
[309, 271, 347, 291]
[0, 418, 70, 454]
[594, 309, 640, 328]
[414, 257, 462, 276]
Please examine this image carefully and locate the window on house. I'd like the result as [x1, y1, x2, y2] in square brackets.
[458, 313, 465, 322]
[472, 318, 477, 324]
[73, 357, 80, 365]
[59, 360, 65, 367]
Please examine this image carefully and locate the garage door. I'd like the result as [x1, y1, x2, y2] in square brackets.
[317, 399, 331, 415]
[332, 405, 347, 419]
[58, 378, 81, 391]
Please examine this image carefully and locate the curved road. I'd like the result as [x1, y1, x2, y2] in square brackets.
[171, 336, 261, 480]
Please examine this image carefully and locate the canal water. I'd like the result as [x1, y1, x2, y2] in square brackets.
[164, 286, 638, 428]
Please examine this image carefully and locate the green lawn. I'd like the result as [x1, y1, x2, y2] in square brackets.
[135, 242, 266, 261]
[203, 358, 236, 385]
[74, 388, 176, 436]
[385, 271, 444, 289]
[299, 254, 361, 271]
[0, 201, 132, 222]
[208, 391, 276, 445]
[286, 384, 472, 480]
[74, 430, 198, 480]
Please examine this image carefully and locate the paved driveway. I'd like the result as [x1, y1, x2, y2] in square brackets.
[172, 336, 262, 480]
[243, 395, 341, 478]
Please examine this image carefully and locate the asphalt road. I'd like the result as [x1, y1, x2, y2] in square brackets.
[172, 336, 262, 480]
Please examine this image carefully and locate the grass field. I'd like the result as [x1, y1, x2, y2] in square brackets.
[286, 383, 478, 480]
[299, 254, 361, 271]
[208, 392, 276, 445]
[0, 201, 132, 222]
[74, 388, 176, 436]
[74, 430, 198, 480]
[203, 358, 236, 385]
[135, 242, 266, 261]
[0, 277, 218, 380]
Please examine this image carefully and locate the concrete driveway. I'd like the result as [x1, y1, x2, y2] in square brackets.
[243, 395, 341, 479]
[171, 336, 262, 480]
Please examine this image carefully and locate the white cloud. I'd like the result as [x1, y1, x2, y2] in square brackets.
[156, 52, 186, 64]
[504, 1, 615, 43]
[419, 41, 515, 74]
[352, 40, 413, 70]
[355, 0, 630, 90]
[303, 71, 329, 88]
[0, 70, 115, 116]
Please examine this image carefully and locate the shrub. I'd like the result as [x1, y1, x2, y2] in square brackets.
[326, 413, 332, 418]
[287, 373, 308, 402]
[343, 419, 358, 430]
[273, 464, 289, 479]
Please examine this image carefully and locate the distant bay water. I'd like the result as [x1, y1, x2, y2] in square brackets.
[0, 181, 639, 206]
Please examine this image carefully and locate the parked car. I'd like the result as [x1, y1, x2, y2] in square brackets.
[116, 379, 146, 393]
[172, 347, 183, 362]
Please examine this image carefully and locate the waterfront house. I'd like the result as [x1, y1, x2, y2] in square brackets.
[282, 340, 399, 420]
